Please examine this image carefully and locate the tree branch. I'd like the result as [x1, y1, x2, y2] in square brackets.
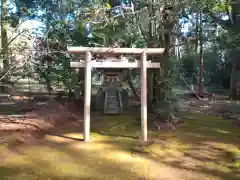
[0, 30, 27, 55]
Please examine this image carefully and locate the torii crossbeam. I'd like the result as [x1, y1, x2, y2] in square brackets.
[68, 47, 165, 142]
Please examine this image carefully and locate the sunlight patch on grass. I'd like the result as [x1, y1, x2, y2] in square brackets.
[0, 141, 163, 179]
[202, 141, 239, 151]
[229, 150, 240, 168]
[143, 112, 240, 177]
[69, 141, 116, 151]
[179, 113, 240, 172]
[61, 132, 84, 139]
[214, 129, 231, 134]
[91, 115, 141, 138]
[44, 134, 77, 143]
[147, 140, 187, 158]
[180, 113, 240, 142]
[2, 146, 97, 179]
[204, 161, 232, 173]
[184, 113, 238, 131]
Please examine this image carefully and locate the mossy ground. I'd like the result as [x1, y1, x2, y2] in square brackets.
[0, 113, 239, 180]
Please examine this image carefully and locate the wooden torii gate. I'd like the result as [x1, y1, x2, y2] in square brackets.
[68, 47, 165, 142]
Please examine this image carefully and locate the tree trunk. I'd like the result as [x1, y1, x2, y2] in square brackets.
[127, 69, 140, 101]
[154, 4, 174, 102]
[1, 0, 9, 91]
[156, 30, 171, 102]
[147, 70, 154, 112]
[192, 12, 199, 92]
[229, 0, 240, 100]
[229, 51, 240, 100]
[198, 11, 204, 96]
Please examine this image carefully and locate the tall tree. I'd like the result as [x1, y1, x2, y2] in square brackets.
[1, 0, 9, 86]
[198, 10, 204, 96]
[229, 0, 240, 99]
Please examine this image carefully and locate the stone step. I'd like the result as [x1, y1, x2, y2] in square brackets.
[107, 97, 117, 100]
[107, 101, 118, 104]
[107, 101, 116, 104]
[104, 88, 122, 114]
[107, 99, 118, 102]
[107, 101, 119, 105]
[107, 105, 118, 107]
[105, 96, 120, 113]
[105, 107, 120, 113]
[107, 105, 119, 108]
[107, 102, 118, 104]
[107, 100, 117, 103]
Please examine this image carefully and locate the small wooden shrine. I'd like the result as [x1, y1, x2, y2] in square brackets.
[95, 57, 128, 114]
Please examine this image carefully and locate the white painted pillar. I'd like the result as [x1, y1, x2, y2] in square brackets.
[84, 51, 92, 141]
[140, 52, 147, 141]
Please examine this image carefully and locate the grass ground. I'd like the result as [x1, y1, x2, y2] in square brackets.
[0, 112, 239, 180]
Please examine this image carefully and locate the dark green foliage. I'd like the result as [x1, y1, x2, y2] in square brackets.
[8, 13, 20, 28]
[6, 0, 235, 97]
[179, 47, 231, 89]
